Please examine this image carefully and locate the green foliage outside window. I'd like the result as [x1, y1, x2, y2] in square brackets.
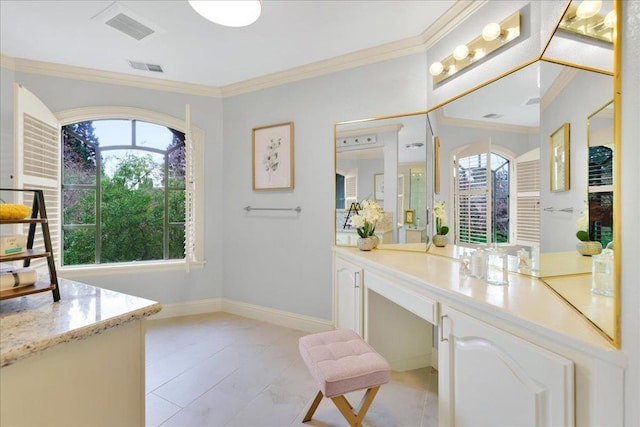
[62, 120, 186, 266]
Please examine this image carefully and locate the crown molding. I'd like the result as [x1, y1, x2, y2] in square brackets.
[420, 0, 487, 49]
[541, 66, 579, 111]
[1, 54, 223, 98]
[0, 0, 484, 99]
[436, 108, 538, 134]
[221, 0, 485, 97]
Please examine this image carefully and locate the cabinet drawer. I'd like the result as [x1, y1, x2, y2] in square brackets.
[365, 271, 438, 324]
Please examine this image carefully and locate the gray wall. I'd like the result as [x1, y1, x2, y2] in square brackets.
[221, 53, 427, 320]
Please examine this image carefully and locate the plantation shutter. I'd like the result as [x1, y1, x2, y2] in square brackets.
[455, 138, 491, 245]
[185, 105, 195, 271]
[516, 148, 540, 246]
[14, 84, 61, 273]
[345, 173, 357, 206]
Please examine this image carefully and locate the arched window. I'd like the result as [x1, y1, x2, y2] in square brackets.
[61, 119, 186, 265]
[453, 139, 515, 246]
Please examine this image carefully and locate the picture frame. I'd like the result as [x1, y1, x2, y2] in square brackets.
[252, 122, 294, 190]
[374, 173, 384, 200]
[404, 209, 415, 225]
[549, 123, 570, 192]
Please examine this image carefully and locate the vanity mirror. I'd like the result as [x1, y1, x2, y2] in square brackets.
[335, 112, 430, 252]
[425, 0, 619, 343]
[333, 0, 620, 345]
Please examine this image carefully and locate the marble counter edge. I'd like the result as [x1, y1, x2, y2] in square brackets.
[1, 302, 161, 368]
[1, 280, 162, 368]
[333, 246, 626, 367]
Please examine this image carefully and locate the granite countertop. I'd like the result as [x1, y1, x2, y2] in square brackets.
[0, 278, 161, 367]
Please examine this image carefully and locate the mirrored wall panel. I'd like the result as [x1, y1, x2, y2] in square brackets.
[335, 113, 430, 252]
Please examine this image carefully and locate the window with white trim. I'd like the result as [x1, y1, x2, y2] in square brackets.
[15, 85, 205, 272]
[61, 119, 186, 265]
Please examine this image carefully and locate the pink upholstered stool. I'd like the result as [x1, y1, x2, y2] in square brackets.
[299, 329, 390, 426]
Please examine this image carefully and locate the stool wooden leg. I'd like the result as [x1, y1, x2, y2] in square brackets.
[331, 386, 381, 427]
[302, 390, 324, 423]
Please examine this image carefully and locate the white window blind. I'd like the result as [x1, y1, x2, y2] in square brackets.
[516, 148, 540, 246]
[345, 174, 357, 206]
[455, 139, 491, 245]
[15, 84, 61, 273]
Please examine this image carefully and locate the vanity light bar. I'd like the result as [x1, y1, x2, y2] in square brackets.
[336, 134, 377, 148]
[558, 3, 615, 43]
[430, 11, 521, 85]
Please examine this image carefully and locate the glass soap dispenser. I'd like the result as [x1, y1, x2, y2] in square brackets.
[591, 242, 614, 296]
[486, 244, 508, 286]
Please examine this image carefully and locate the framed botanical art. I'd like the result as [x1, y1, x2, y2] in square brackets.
[252, 122, 294, 190]
[550, 123, 570, 192]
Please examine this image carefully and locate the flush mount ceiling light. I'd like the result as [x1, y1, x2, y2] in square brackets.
[559, 1, 614, 43]
[429, 11, 521, 84]
[188, 0, 262, 27]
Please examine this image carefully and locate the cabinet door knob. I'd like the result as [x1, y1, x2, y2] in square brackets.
[354, 271, 360, 288]
[439, 314, 449, 342]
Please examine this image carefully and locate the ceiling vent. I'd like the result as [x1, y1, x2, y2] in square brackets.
[525, 97, 541, 105]
[128, 60, 164, 73]
[106, 13, 155, 40]
[92, 2, 164, 41]
[482, 113, 504, 119]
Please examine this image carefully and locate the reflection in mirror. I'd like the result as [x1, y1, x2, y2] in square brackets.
[544, 0, 614, 73]
[426, 58, 614, 338]
[427, 62, 542, 271]
[335, 113, 429, 252]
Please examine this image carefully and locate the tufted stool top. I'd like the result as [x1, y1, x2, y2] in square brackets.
[299, 329, 390, 398]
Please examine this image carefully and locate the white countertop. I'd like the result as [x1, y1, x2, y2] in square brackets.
[0, 279, 161, 367]
[333, 246, 623, 364]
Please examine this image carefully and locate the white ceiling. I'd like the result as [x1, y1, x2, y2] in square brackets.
[0, 0, 457, 88]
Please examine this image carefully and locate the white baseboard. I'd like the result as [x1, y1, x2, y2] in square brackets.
[146, 297, 333, 334]
[222, 299, 334, 334]
[149, 298, 222, 320]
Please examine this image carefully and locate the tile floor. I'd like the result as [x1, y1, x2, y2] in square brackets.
[145, 312, 438, 427]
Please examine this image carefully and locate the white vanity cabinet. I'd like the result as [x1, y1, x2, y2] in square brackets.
[438, 305, 574, 427]
[334, 256, 363, 334]
[332, 247, 625, 427]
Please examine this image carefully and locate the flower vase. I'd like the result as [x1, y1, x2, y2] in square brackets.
[357, 237, 376, 251]
[370, 235, 380, 248]
[432, 234, 447, 247]
[577, 241, 602, 256]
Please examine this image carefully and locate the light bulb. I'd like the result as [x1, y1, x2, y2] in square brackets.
[482, 22, 502, 41]
[576, 0, 602, 20]
[453, 44, 470, 61]
[604, 10, 616, 28]
[429, 62, 444, 76]
[188, 0, 262, 27]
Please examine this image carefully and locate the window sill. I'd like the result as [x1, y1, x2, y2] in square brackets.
[59, 260, 206, 280]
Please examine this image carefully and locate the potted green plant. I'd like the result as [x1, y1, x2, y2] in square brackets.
[432, 201, 449, 247]
[348, 199, 384, 251]
[576, 206, 602, 256]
